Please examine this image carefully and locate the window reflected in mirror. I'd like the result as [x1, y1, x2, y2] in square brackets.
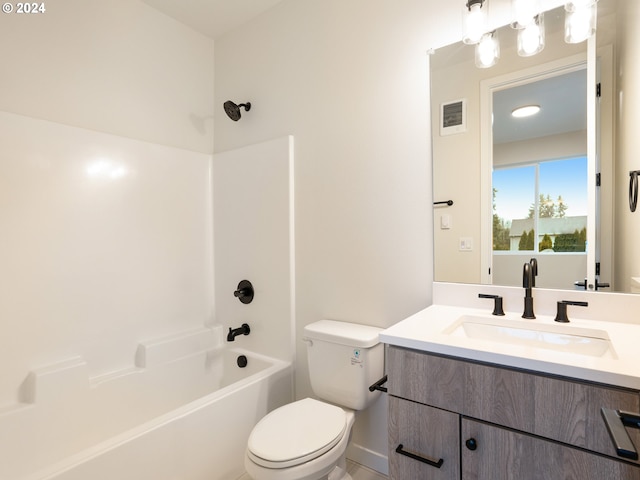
[493, 157, 587, 253]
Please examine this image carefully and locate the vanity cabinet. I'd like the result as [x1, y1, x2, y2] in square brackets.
[387, 345, 640, 480]
[389, 396, 459, 479]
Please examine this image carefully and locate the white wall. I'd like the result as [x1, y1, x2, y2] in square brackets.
[614, 0, 640, 292]
[0, 0, 215, 153]
[493, 130, 587, 167]
[0, 1, 216, 410]
[214, 0, 439, 471]
[493, 254, 587, 289]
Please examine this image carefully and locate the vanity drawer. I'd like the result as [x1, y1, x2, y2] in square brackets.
[387, 345, 640, 461]
[389, 396, 460, 480]
[387, 345, 465, 411]
[462, 418, 640, 480]
[463, 360, 640, 459]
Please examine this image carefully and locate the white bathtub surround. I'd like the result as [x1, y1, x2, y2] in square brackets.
[213, 136, 296, 364]
[8, 333, 291, 480]
[0, 111, 214, 408]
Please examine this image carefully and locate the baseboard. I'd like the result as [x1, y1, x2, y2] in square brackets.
[346, 442, 389, 476]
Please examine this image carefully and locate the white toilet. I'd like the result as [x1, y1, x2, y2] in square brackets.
[244, 320, 384, 480]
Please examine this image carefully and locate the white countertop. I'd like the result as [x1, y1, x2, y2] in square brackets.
[380, 304, 640, 390]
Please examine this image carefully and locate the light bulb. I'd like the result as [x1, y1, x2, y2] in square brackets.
[475, 31, 500, 68]
[565, 1, 597, 43]
[463, 0, 487, 45]
[517, 14, 545, 56]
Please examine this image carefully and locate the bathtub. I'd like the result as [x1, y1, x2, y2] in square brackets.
[1, 326, 293, 480]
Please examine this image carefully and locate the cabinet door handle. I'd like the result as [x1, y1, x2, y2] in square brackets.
[601, 408, 639, 460]
[395, 444, 444, 468]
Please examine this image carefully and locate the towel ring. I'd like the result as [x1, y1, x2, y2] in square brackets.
[630, 171, 639, 213]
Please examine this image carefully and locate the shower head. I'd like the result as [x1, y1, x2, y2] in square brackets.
[223, 100, 251, 121]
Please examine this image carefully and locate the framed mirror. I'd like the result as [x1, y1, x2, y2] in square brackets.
[431, 0, 640, 293]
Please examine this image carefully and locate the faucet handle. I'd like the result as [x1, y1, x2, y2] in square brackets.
[478, 294, 505, 316]
[234, 280, 254, 304]
[554, 300, 588, 323]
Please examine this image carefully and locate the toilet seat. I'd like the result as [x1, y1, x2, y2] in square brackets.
[247, 398, 347, 469]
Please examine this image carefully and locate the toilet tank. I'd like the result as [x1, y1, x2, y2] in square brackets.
[302, 320, 384, 411]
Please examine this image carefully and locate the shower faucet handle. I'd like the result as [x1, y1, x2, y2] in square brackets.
[234, 280, 254, 304]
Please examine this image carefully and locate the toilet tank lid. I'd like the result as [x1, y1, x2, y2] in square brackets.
[303, 320, 382, 348]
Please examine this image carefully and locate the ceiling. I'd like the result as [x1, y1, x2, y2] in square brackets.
[142, 0, 286, 39]
[493, 68, 587, 145]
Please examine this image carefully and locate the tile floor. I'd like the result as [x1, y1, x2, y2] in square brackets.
[237, 459, 388, 480]
[346, 460, 388, 480]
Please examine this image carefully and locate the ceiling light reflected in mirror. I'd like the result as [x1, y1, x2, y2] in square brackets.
[511, 105, 541, 118]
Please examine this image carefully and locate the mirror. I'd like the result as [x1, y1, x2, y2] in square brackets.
[432, 0, 640, 293]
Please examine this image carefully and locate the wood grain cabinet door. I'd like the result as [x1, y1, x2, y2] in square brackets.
[461, 418, 640, 480]
[389, 396, 460, 480]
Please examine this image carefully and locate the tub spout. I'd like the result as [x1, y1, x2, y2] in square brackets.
[227, 323, 250, 342]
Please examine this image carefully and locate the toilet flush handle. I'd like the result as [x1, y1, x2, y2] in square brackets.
[369, 375, 388, 393]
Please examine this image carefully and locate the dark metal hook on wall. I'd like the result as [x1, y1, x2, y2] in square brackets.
[630, 171, 640, 212]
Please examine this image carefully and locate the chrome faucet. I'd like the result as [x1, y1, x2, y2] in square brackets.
[522, 262, 536, 319]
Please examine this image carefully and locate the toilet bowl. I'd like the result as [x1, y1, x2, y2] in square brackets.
[244, 398, 355, 480]
[244, 320, 384, 480]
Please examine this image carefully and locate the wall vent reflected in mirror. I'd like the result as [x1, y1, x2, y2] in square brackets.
[440, 99, 467, 136]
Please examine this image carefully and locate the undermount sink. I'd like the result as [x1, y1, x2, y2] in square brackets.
[443, 315, 617, 358]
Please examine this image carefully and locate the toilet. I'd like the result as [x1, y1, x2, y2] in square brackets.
[244, 320, 384, 480]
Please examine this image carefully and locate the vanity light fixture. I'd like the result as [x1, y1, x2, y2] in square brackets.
[511, 105, 541, 118]
[564, 0, 598, 44]
[464, 0, 598, 68]
[511, 0, 545, 57]
[511, 0, 542, 29]
[463, 0, 487, 45]
[517, 14, 545, 56]
[475, 30, 500, 68]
